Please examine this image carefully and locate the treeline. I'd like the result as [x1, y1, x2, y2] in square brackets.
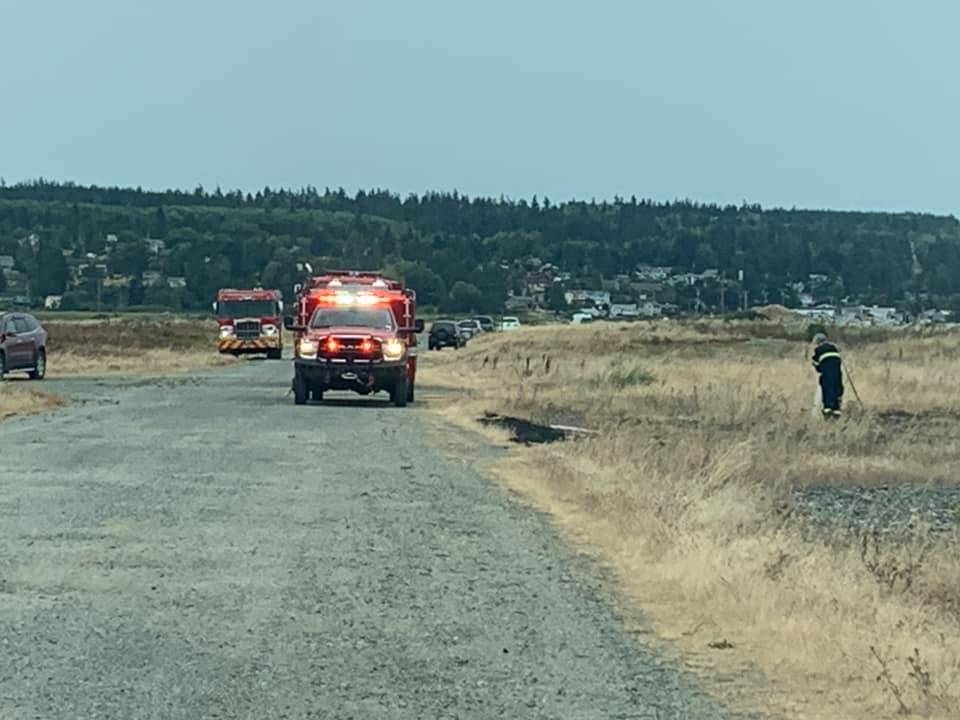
[1, 180, 960, 312]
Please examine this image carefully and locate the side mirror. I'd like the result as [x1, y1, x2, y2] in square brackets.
[211, 301, 218, 313]
[278, 300, 284, 313]
[413, 319, 425, 333]
[283, 317, 304, 332]
[293, 282, 303, 294]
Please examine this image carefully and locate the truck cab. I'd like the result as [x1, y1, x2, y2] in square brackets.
[284, 272, 424, 406]
[214, 288, 284, 359]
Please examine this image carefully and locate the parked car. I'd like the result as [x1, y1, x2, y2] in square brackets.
[428, 320, 466, 350]
[457, 319, 482, 340]
[474, 316, 495, 333]
[571, 312, 594, 324]
[500, 316, 521, 331]
[0, 311, 48, 379]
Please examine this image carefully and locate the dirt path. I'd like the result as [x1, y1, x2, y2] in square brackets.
[0, 361, 749, 719]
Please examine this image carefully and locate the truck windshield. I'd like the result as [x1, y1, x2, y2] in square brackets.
[218, 300, 277, 318]
[311, 307, 396, 329]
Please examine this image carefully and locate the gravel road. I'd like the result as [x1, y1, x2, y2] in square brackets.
[0, 361, 748, 719]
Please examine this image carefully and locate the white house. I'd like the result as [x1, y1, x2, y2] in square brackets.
[609, 303, 640, 318]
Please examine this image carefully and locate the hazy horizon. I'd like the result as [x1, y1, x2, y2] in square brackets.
[2, 0, 957, 215]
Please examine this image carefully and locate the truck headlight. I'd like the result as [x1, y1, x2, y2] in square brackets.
[219, 325, 235, 338]
[262, 324, 278, 336]
[382, 338, 405, 361]
[298, 339, 319, 359]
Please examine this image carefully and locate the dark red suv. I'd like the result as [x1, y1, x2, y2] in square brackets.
[0, 312, 47, 379]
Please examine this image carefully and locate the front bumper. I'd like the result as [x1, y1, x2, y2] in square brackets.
[294, 356, 407, 391]
[218, 336, 282, 353]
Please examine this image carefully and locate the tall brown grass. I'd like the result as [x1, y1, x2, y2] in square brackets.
[0, 383, 63, 419]
[44, 317, 234, 377]
[422, 320, 960, 719]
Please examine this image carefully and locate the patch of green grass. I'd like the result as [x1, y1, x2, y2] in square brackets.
[595, 365, 656, 389]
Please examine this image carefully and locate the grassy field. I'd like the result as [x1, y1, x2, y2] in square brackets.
[42, 317, 234, 377]
[420, 320, 960, 720]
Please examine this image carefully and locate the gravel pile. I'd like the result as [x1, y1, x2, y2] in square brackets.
[791, 484, 960, 536]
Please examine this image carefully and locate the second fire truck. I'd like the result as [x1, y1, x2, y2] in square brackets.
[283, 271, 423, 407]
[214, 288, 284, 359]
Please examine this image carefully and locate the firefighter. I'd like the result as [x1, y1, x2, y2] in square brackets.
[811, 332, 844, 417]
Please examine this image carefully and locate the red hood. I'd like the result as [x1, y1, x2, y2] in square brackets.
[304, 325, 397, 340]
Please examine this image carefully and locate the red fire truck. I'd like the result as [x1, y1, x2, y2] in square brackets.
[283, 271, 423, 406]
[214, 288, 284, 359]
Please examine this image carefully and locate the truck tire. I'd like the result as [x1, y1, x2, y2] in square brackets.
[406, 378, 415, 403]
[0, 351, 6, 378]
[293, 372, 309, 405]
[391, 376, 408, 407]
[310, 387, 324, 402]
[267, 348, 283, 360]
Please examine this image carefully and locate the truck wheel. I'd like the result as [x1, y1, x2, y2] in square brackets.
[310, 387, 324, 402]
[267, 348, 283, 360]
[406, 379, 415, 403]
[391, 376, 408, 407]
[293, 372, 309, 405]
[0, 351, 6, 378]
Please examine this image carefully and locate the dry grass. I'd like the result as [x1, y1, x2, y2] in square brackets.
[0, 383, 64, 420]
[421, 320, 960, 720]
[43, 318, 235, 377]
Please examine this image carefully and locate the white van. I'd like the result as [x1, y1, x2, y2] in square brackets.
[500, 316, 521, 331]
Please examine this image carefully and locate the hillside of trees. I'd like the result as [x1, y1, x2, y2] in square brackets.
[2, 180, 960, 313]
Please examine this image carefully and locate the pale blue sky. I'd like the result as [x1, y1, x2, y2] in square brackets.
[1, 1, 957, 213]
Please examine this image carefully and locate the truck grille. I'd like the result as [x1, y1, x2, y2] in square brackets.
[235, 320, 261, 340]
[324, 336, 382, 360]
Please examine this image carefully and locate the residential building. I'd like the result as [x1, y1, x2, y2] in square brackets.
[144, 237, 166, 255]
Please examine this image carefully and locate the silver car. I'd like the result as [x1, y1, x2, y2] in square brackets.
[457, 319, 482, 340]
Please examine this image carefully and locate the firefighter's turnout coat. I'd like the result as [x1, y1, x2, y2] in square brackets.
[812, 341, 844, 414]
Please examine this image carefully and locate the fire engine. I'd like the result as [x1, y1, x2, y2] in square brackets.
[213, 288, 284, 359]
[283, 271, 424, 406]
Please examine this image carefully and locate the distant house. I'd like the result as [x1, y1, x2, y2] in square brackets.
[564, 289, 611, 307]
[0, 255, 14, 271]
[18, 234, 40, 250]
[920, 309, 952, 324]
[44, 295, 63, 310]
[504, 294, 535, 311]
[103, 275, 131, 289]
[795, 305, 836, 321]
[838, 304, 903, 326]
[610, 303, 640, 319]
[142, 270, 164, 287]
[144, 237, 166, 255]
[167, 276, 187, 289]
[635, 265, 671, 281]
[670, 273, 700, 287]
[639, 301, 664, 317]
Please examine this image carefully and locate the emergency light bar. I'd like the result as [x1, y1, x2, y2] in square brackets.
[320, 291, 385, 306]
